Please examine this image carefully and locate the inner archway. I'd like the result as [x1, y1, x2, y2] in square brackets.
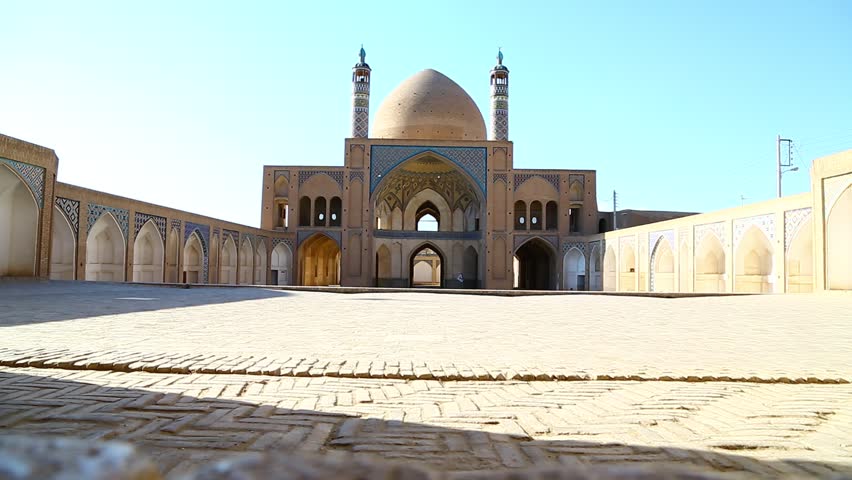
[299, 233, 340, 286]
[409, 243, 443, 288]
[515, 238, 555, 290]
[695, 234, 726, 293]
[734, 226, 773, 293]
[220, 235, 237, 284]
[183, 232, 204, 283]
[50, 206, 76, 280]
[132, 220, 164, 283]
[271, 242, 292, 286]
[827, 185, 852, 290]
[85, 213, 125, 281]
[0, 164, 38, 276]
[562, 247, 585, 290]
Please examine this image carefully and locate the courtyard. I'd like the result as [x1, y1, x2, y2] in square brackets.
[1, 282, 851, 478]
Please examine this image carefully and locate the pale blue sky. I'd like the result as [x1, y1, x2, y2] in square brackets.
[2, 1, 851, 227]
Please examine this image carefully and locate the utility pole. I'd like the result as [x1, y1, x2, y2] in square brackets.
[612, 190, 618, 230]
[777, 135, 794, 197]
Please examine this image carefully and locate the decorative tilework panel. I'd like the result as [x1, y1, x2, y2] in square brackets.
[694, 222, 725, 247]
[514, 173, 559, 193]
[134, 212, 166, 240]
[348, 170, 364, 183]
[184, 222, 210, 283]
[87, 204, 129, 241]
[561, 241, 587, 254]
[272, 237, 294, 252]
[54, 197, 80, 237]
[222, 229, 240, 246]
[170, 219, 181, 232]
[370, 145, 487, 195]
[784, 208, 812, 252]
[212, 227, 220, 236]
[493, 173, 508, 184]
[0, 157, 46, 207]
[733, 214, 775, 249]
[297, 230, 341, 247]
[298, 170, 344, 190]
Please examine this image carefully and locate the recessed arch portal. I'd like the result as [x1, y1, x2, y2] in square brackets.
[827, 185, 852, 290]
[409, 243, 444, 288]
[0, 164, 38, 277]
[695, 233, 726, 293]
[515, 237, 556, 290]
[220, 235, 237, 284]
[735, 226, 773, 293]
[132, 220, 164, 283]
[271, 242, 292, 286]
[650, 237, 674, 292]
[562, 247, 586, 290]
[183, 232, 204, 283]
[299, 233, 340, 286]
[50, 206, 76, 280]
[85, 213, 125, 281]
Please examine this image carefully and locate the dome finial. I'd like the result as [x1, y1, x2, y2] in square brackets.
[497, 47, 503, 65]
[359, 44, 366, 64]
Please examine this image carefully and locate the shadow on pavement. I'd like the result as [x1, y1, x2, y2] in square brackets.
[0, 280, 292, 326]
[0, 368, 848, 479]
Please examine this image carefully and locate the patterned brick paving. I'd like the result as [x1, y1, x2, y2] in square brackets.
[1, 368, 851, 478]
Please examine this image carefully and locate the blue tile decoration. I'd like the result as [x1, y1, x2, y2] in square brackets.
[297, 230, 341, 247]
[54, 197, 80, 237]
[87, 204, 129, 241]
[184, 222, 210, 283]
[272, 237, 294, 251]
[784, 208, 812, 252]
[370, 145, 487, 195]
[134, 212, 166, 241]
[170, 219, 181, 233]
[514, 173, 560, 192]
[298, 170, 344, 190]
[0, 157, 46, 207]
[561, 241, 587, 254]
[348, 170, 364, 183]
[222, 229, 240, 247]
[493, 173, 508, 184]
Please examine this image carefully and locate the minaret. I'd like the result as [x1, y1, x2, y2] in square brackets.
[351, 45, 371, 138]
[489, 49, 509, 141]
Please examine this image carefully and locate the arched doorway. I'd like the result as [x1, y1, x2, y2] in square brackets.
[515, 238, 555, 290]
[650, 237, 675, 292]
[220, 235, 237, 284]
[827, 186, 852, 290]
[409, 243, 443, 288]
[0, 164, 38, 276]
[183, 232, 204, 283]
[589, 245, 602, 290]
[299, 233, 340, 286]
[695, 234, 726, 292]
[271, 242, 292, 286]
[735, 226, 773, 293]
[603, 246, 616, 291]
[462, 245, 478, 288]
[50, 206, 75, 280]
[132, 220, 164, 282]
[238, 238, 253, 284]
[562, 247, 585, 290]
[786, 217, 813, 292]
[375, 244, 392, 286]
[254, 240, 268, 284]
[85, 213, 125, 281]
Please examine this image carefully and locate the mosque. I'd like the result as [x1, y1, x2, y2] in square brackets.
[1, 48, 850, 292]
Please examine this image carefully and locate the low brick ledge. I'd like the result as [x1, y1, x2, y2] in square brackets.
[0, 348, 847, 384]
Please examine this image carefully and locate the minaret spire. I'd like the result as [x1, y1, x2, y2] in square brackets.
[489, 48, 509, 141]
[351, 45, 371, 138]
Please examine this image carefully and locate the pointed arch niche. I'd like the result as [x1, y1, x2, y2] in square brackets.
[50, 206, 76, 280]
[132, 220, 164, 282]
[0, 163, 39, 276]
[85, 213, 125, 281]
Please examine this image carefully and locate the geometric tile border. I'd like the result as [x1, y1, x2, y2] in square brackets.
[87, 204, 129, 241]
[0, 157, 45, 207]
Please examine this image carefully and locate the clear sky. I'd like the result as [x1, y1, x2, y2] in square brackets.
[2, 1, 851, 227]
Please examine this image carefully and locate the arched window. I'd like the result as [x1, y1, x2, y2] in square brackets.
[299, 196, 311, 227]
[514, 201, 527, 230]
[329, 197, 342, 227]
[545, 201, 557, 230]
[314, 197, 327, 227]
[529, 201, 542, 231]
[416, 201, 440, 231]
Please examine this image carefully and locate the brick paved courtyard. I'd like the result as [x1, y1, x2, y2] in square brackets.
[1, 282, 851, 477]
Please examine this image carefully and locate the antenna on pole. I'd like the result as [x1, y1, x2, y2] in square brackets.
[612, 190, 618, 230]
[777, 135, 794, 197]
